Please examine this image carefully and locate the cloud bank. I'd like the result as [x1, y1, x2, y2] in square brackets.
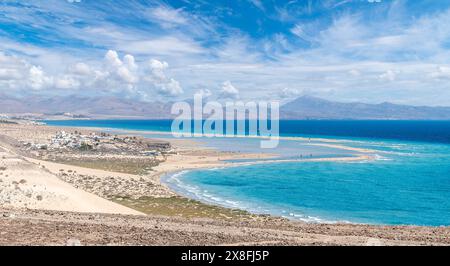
[1, 0, 450, 105]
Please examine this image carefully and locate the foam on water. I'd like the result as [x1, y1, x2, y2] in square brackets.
[162, 170, 344, 223]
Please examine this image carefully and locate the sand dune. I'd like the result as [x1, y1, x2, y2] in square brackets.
[0, 145, 142, 215]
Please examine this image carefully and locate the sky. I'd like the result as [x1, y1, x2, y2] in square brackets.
[1, 0, 450, 106]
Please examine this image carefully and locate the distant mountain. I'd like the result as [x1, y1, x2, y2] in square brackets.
[0, 95, 173, 119]
[1, 94, 450, 120]
[0, 93, 32, 114]
[281, 96, 450, 120]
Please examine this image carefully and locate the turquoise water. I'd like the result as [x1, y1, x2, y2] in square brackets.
[164, 140, 450, 226]
[45, 120, 450, 226]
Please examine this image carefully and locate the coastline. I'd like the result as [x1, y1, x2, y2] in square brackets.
[110, 126, 375, 223]
[1, 122, 450, 246]
[0, 122, 388, 220]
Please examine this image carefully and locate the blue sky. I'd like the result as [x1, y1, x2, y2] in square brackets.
[1, 0, 450, 105]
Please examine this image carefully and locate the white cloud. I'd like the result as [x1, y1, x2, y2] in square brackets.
[124, 37, 205, 55]
[379, 70, 397, 82]
[105, 50, 123, 68]
[103, 50, 139, 85]
[149, 59, 169, 69]
[54, 76, 80, 89]
[220, 81, 240, 100]
[195, 88, 212, 98]
[149, 58, 169, 82]
[157, 78, 183, 96]
[0, 49, 183, 98]
[429, 66, 450, 80]
[290, 24, 317, 44]
[28, 66, 53, 90]
[64, 51, 183, 98]
[147, 6, 187, 28]
[348, 69, 361, 77]
[279, 88, 303, 99]
[147, 59, 183, 96]
[249, 0, 265, 11]
[116, 66, 138, 84]
[0, 52, 27, 82]
[70, 62, 91, 76]
[123, 54, 138, 71]
[0, 52, 54, 91]
[0, 68, 21, 80]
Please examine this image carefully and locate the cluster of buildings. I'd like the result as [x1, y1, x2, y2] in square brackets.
[24, 131, 171, 156]
[47, 131, 104, 150]
[24, 131, 104, 151]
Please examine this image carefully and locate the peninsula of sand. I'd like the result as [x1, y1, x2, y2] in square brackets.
[0, 122, 449, 246]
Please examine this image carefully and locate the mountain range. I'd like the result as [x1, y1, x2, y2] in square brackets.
[280, 96, 450, 120]
[0, 94, 172, 119]
[1, 94, 450, 120]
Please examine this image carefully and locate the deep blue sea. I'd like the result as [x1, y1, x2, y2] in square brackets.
[45, 120, 450, 226]
[43, 119, 450, 144]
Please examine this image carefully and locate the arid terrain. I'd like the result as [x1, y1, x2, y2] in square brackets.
[2, 207, 450, 246]
[0, 122, 449, 246]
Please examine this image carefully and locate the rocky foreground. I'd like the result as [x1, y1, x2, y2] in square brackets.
[1, 208, 450, 246]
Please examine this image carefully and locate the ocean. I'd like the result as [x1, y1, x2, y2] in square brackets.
[45, 119, 450, 226]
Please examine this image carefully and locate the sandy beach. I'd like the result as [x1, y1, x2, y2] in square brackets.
[1, 122, 449, 246]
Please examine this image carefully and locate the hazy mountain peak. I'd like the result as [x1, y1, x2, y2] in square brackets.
[281, 96, 450, 120]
